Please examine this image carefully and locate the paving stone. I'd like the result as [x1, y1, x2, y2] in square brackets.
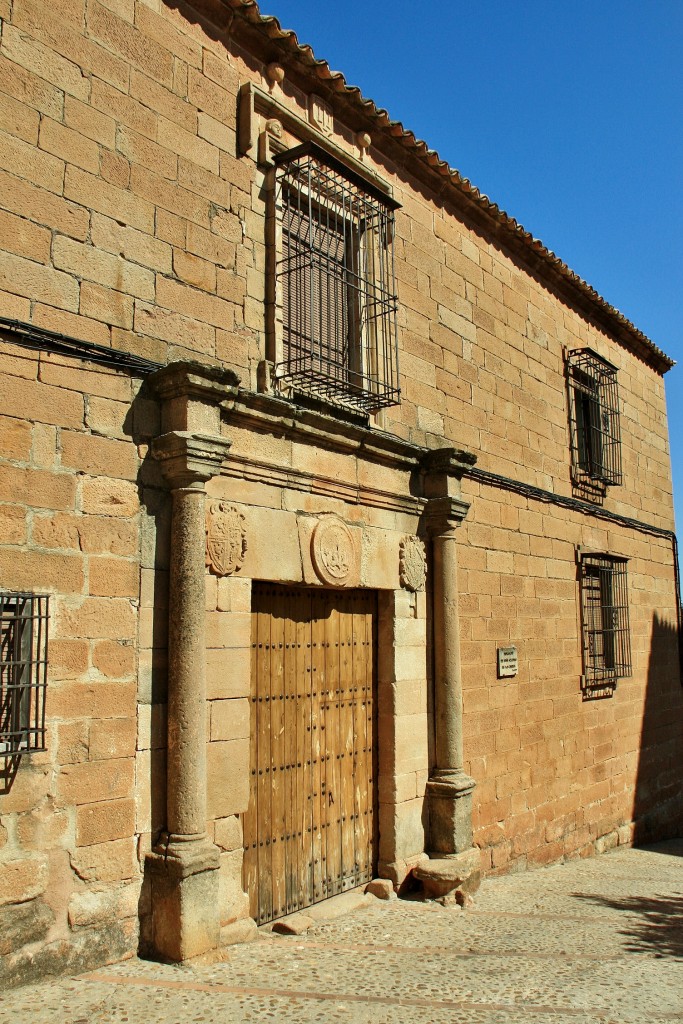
[365, 878, 396, 900]
[304, 891, 374, 921]
[272, 912, 315, 935]
[1, 842, 682, 1023]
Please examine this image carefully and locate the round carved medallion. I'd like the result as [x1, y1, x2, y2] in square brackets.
[311, 516, 355, 586]
[205, 502, 247, 576]
[399, 535, 427, 592]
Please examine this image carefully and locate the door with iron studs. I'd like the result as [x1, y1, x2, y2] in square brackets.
[243, 584, 377, 925]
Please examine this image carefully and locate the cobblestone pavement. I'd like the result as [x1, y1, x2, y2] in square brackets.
[2, 841, 682, 1024]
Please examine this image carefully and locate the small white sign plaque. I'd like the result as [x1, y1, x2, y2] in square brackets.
[497, 646, 518, 678]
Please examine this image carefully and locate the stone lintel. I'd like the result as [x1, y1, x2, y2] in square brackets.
[425, 494, 471, 536]
[421, 447, 477, 500]
[228, 388, 427, 470]
[152, 431, 232, 489]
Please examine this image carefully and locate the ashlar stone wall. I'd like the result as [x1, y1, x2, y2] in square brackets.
[457, 484, 682, 872]
[0, 0, 680, 985]
[0, 344, 150, 983]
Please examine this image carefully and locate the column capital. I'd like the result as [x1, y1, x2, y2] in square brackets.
[425, 495, 471, 537]
[152, 430, 232, 489]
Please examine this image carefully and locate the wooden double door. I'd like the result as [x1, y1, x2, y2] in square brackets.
[243, 584, 377, 925]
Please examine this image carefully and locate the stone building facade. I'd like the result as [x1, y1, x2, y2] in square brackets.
[0, 0, 681, 985]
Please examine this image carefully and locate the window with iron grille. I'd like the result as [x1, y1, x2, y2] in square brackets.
[1, 593, 49, 782]
[578, 553, 631, 691]
[567, 349, 622, 487]
[273, 142, 400, 413]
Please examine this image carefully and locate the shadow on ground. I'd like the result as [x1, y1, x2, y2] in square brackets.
[572, 889, 683, 959]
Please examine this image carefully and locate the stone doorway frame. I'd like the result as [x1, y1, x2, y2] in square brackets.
[145, 362, 480, 960]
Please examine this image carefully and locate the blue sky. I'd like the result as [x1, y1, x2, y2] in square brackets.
[260, 0, 683, 532]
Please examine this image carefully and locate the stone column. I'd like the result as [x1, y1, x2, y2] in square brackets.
[415, 448, 481, 900]
[425, 493, 475, 853]
[145, 363, 238, 961]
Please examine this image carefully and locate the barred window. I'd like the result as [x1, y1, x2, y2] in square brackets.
[578, 553, 631, 691]
[273, 142, 400, 414]
[1, 593, 49, 785]
[567, 349, 622, 487]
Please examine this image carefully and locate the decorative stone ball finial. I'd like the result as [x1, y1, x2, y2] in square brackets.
[266, 62, 285, 86]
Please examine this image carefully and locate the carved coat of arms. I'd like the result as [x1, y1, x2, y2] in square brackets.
[309, 94, 333, 137]
[205, 502, 247, 576]
[311, 516, 355, 586]
[399, 535, 427, 592]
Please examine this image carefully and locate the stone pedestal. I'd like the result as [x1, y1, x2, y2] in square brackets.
[146, 834, 221, 961]
[425, 768, 476, 855]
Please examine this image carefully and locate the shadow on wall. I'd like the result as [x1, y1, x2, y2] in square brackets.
[633, 614, 683, 845]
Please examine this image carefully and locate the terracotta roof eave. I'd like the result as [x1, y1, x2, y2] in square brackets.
[225, 0, 674, 374]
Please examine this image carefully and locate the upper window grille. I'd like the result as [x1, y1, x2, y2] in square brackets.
[273, 142, 400, 413]
[578, 553, 631, 691]
[1, 593, 49, 781]
[567, 349, 622, 487]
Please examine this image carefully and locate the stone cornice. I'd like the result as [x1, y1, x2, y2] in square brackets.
[148, 363, 479, 492]
[226, 389, 431, 471]
[238, 82, 395, 203]
[421, 447, 478, 504]
[421, 447, 477, 479]
[148, 361, 241, 405]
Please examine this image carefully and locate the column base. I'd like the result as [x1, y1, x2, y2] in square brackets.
[146, 833, 221, 962]
[413, 846, 481, 903]
[426, 769, 476, 855]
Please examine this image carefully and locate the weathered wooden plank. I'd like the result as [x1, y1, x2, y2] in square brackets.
[353, 595, 369, 886]
[296, 591, 313, 911]
[339, 590, 356, 891]
[324, 592, 342, 896]
[283, 591, 298, 916]
[269, 587, 287, 921]
[256, 587, 273, 925]
[243, 591, 259, 920]
[365, 595, 377, 885]
[310, 590, 326, 904]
